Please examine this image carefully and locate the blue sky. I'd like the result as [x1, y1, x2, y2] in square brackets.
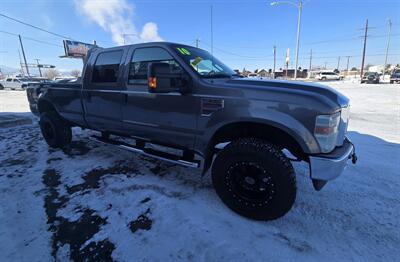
[1, 0, 399, 75]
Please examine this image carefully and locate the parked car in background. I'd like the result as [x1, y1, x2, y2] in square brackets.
[0, 77, 49, 90]
[361, 72, 380, 84]
[390, 69, 400, 84]
[247, 73, 259, 78]
[316, 72, 341, 81]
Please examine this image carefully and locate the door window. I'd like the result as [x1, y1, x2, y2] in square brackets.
[128, 47, 183, 85]
[92, 50, 123, 83]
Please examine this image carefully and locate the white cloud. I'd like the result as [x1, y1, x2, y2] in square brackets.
[74, 0, 163, 45]
[140, 22, 162, 42]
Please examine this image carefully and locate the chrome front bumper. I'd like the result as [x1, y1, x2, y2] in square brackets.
[309, 138, 356, 189]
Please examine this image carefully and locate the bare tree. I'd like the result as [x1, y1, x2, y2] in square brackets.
[44, 69, 60, 80]
[70, 69, 81, 78]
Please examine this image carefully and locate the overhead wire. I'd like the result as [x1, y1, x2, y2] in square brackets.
[0, 13, 74, 40]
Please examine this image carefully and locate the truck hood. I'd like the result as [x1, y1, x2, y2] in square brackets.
[223, 78, 349, 108]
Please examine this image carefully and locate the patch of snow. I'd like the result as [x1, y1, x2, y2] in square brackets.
[0, 82, 399, 261]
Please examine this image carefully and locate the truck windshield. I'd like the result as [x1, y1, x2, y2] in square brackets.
[173, 45, 236, 78]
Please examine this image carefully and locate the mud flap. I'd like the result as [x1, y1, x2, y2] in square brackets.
[312, 179, 327, 191]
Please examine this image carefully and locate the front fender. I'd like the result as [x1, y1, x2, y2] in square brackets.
[196, 101, 320, 155]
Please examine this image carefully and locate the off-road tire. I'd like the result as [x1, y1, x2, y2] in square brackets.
[212, 138, 296, 220]
[40, 111, 72, 148]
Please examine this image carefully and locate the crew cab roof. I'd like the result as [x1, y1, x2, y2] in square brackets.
[91, 42, 195, 52]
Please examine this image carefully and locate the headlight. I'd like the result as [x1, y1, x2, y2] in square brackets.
[314, 112, 340, 153]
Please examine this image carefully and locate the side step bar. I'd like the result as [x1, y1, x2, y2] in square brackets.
[90, 135, 200, 168]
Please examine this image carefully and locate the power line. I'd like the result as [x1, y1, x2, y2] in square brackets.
[0, 30, 63, 47]
[0, 13, 73, 40]
[201, 40, 274, 59]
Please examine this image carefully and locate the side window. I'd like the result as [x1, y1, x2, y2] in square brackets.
[129, 47, 182, 85]
[92, 50, 123, 83]
[13, 79, 20, 82]
[6, 78, 12, 82]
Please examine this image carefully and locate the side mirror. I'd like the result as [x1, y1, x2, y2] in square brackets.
[147, 62, 188, 93]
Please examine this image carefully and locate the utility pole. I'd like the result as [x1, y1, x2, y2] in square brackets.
[18, 35, 30, 77]
[210, 5, 214, 57]
[122, 34, 136, 45]
[383, 19, 392, 80]
[18, 50, 25, 76]
[35, 59, 42, 77]
[285, 48, 290, 78]
[324, 62, 327, 69]
[273, 46, 276, 78]
[308, 49, 312, 78]
[195, 38, 200, 48]
[360, 19, 368, 79]
[346, 56, 350, 73]
[337, 56, 341, 70]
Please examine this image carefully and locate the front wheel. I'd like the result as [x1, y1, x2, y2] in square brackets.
[211, 138, 296, 220]
[40, 111, 72, 148]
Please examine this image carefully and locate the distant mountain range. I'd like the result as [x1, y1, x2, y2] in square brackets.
[0, 65, 19, 75]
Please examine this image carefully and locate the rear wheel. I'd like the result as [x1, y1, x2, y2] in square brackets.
[212, 138, 296, 220]
[0, 84, 4, 90]
[40, 111, 72, 148]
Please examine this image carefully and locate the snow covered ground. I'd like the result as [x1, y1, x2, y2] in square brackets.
[0, 82, 399, 262]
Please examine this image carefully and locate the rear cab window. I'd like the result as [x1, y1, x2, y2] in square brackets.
[92, 50, 123, 83]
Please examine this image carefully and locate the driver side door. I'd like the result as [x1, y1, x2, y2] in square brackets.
[122, 46, 199, 149]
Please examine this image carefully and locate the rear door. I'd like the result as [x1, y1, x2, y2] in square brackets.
[12, 79, 21, 89]
[82, 49, 126, 133]
[5, 78, 12, 88]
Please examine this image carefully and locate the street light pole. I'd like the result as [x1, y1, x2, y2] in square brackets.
[271, 1, 303, 80]
[294, 1, 302, 79]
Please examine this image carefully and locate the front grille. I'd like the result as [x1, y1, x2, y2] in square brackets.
[336, 106, 350, 146]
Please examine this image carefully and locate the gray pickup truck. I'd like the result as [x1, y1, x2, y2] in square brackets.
[34, 42, 357, 220]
